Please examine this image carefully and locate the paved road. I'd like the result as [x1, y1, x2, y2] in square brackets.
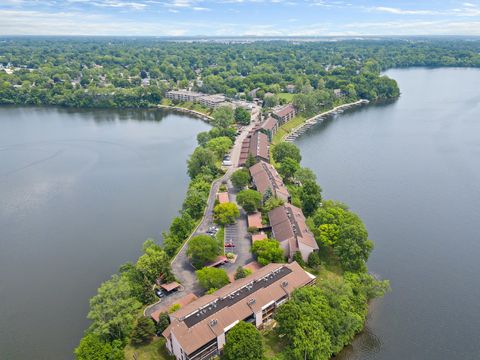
[145, 112, 260, 317]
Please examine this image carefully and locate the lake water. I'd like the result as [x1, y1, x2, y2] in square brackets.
[0, 107, 209, 359]
[296, 68, 480, 360]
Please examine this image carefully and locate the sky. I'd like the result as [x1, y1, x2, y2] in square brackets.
[1, 0, 480, 36]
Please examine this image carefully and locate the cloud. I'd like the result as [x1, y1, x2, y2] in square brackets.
[370, 6, 440, 15]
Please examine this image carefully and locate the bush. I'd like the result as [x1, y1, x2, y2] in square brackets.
[169, 304, 181, 314]
[196, 267, 230, 291]
[251, 239, 285, 266]
[130, 317, 156, 346]
[234, 266, 253, 280]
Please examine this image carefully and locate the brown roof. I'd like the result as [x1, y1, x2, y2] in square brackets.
[249, 161, 290, 201]
[268, 203, 318, 258]
[251, 232, 268, 242]
[261, 117, 278, 131]
[273, 104, 295, 119]
[164, 262, 315, 356]
[161, 282, 181, 292]
[228, 260, 263, 282]
[151, 293, 198, 322]
[249, 131, 269, 161]
[247, 212, 263, 229]
[217, 192, 229, 204]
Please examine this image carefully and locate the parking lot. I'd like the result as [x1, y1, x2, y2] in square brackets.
[224, 222, 238, 253]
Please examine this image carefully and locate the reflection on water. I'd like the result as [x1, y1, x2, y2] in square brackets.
[297, 68, 480, 360]
[0, 106, 210, 359]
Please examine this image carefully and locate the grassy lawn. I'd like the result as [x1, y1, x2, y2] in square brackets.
[262, 328, 287, 359]
[277, 92, 295, 102]
[272, 115, 306, 145]
[216, 226, 225, 254]
[124, 338, 175, 360]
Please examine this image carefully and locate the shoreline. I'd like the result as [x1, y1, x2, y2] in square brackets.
[157, 104, 214, 122]
[283, 99, 369, 142]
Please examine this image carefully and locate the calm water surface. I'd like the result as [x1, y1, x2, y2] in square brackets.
[297, 68, 480, 360]
[0, 107, 209, 359]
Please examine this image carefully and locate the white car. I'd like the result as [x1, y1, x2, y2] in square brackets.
[222, 160, 232, 166]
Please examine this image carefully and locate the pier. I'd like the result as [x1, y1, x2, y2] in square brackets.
[283, 99, 369, 142]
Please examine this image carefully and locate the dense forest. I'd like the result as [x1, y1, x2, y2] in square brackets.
[1, 37, 479, 109]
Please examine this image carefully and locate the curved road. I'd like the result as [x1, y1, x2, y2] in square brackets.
[145, 113, 259, 317]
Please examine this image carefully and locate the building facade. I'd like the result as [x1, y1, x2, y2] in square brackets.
[249, 161, 290, 203]
[272, 104, 296, 125]
[268, 203, 319, 262]
[162, 262, 316, 360]
[166, 90, 204, 103]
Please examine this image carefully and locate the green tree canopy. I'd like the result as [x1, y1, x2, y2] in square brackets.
[135, 239, 173, 283]
[234, 266, 253, 280]
[234, 107, 251, 125]
[196, 267, 230, 291]
[272, 142, 302, 164]
[231, 169, 250, 190]
[187, 147, 217, 179]
[278, 157, 300, 182]
[309, 201, 373, 272]
[87, 274, 142, 342]
[74, 334, 124, 360]
[187, 234, 220, 268]
[206, 136, 233, 159]
[251, 239, 285, 265]
[213, 202, 240, 225]
[222, 321, 264, 360]
[300, 180, 322, 217]
[130, 316, 156, 346]
[212, 105, 234, 129]
[295, 167, 317, 184]
[236, 189, 262, 213]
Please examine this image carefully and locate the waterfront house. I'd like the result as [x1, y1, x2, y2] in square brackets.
[260, 117, 278, 141]
[268, 203, 318, 262]
[271, 104, 296, 125]
[162, 262, 316, 360]
[249, 161, 290, 203]
[166, 90, 204, 103]
[239, 129, 269, 166]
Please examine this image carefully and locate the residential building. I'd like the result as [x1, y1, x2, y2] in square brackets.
[163, 262, 316, 360]
[285, 84, 296, 94]
[198, 94, 227, 108]
[268, 203, 319, 262]
[239, 129, 269, 166]
[272, 104, 296, 125]
[166, 90, 204, 103]
[260, 117, 278, 141]
[333, 88, 344, 97]
[249, 161, 290, 203]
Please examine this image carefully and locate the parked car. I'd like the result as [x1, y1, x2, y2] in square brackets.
[155, 288, 165, 298]
[222, 160, 232, 166]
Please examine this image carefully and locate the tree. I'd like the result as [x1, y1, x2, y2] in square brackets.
[222, 321, 264, 360]
[136, 240, 173, 283]
[234, 107, 250, 125]
[244, 153, 257, 168]
[278, 157, 300, 182]
[295, 167, 317, 184]
[75, 334, 124, 360]
[236, 189, 262, 213]
[155, 312, 170, 334]
[196, 267, 230, 291]
[300, 180, 322, 217]
[87, 274, 142, 342]
[251, 239, 285, 265]
[231, 169, 250, 190]
[197, 131, 210, 146]
[290, 318, 331, 360]
[206, 136, 232, 159]
[187, 147, 217, 179]
[212, 105, 234, 129]
[187, 235, 220, 268]
[213, 203, 240, 225]
[309, 201, 373, 272]
[234, 266, 252, 280]
[169, 212, 195, 243]
[130, 316, 156, 346]
[272, 142, 302, 164]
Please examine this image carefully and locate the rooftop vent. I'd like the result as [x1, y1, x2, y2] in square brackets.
[210, 319, 218, 326]
[248, 298, 256, 305]
[281, 281, 289, 288]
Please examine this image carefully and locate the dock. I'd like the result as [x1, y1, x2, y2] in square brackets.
[283, 99, 369, 142]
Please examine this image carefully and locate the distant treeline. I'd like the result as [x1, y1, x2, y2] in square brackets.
[1, 38, 478, 108]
